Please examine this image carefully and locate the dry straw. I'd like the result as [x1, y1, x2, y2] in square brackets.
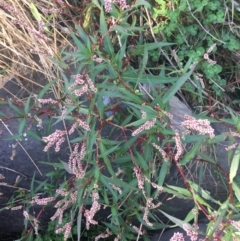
[0, 0, 74, 97]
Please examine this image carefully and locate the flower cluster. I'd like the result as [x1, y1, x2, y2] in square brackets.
[51, 190, 76, 226]
[181, 115, 214, 138]
[225, 143, 238, 151]
[152, 142, 169, 161]
[11, 205, 23, 211]
[141, 110, 147, 119]
[84, 184, 101, 230]
[37, 98, 58, 105]
[145, 177, 163, 193]
[95, 228, 113, 241]
[182, 224, 199, 241]
[69, 119, 90, 134]
[23, 210, 29, 220]
[133, 166, 144, 190]
[31, 196, 55, 205]
[203, 43, 217, 65]
[174, 132, 183, 161]
[230, 220, 240, 231]
[132, 118, 156, 136]
[69, 74, 97, 97]
[195, 73, 205, 88]
[92, 55, 104, 63]
[68, 143, 86, 179]
[55, 222, 72, 241]
[170, 232, 184, 241]
[110, 184, 122, 194]
[131, 225, 143, 235]
[143, 197, 161, 227]
[11, 19, 48, 41]
[104, 0, 129, 12]
[42, 129, 67, 152]
[41, 7, 63, 14]
[0, 1, 18, 15]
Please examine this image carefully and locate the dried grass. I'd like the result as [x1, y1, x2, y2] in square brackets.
[0, 0, 75, 97]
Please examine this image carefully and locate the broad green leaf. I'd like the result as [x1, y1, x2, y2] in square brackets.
[37, 78, 57, 99]
[159, 210, 189, 228]
[157, 161, 170, 186]
[29, 3, 50, 33]
[60, 160, 73, 174]
[100, 175, 118, 201]
[99, 140, 115, 177]
[162, 68, 194, 104]
[179, 139, 202, 166]
[121, 114, 133, 126]
[18, 118, 26, 136]
[134, 0, 152, 8]
[136, 43, 148, 87]
[184, 209, 195, 223]
[110, 25, 136, 36]
[8, 98, 24, 115]
[233, 181, 240, 203]
[24, 95, 31, 115]
[207, 133, 227, 144]
[111, 206, 119, 226]
[83, 4, 93, 30]
[102, 174, 135, 191]
[189, 181, 220, 204]
[135, 152, 148, 171]
[100, 9, 114, 55]
[165, 185, 191, 197]
[99, 144, 120, 158]
[122, 70, 178, 84]
[197, 152, 216, 164]
[131, 42, 175, 55]
[70, 31, 89, 55]
[125, 118, 146, 128]
[77, 208, 82, 241]
[26, 130, 42, 141]
[29, 3, 41, 21]
[230, 144, 240, 183]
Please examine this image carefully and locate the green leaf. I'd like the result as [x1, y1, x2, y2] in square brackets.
[8, 98, 24, 115]
[100, 175, 118, 201]
[110, 25, 135, 36]
[26, 130, 42, 141]
[100, 9, 114, 55]
[230, 144, 240, 184]
[232, 181, 240, 203]
[134, 0, 152, 8]
[29, 3, 50, 33]
[135, 151, 148, 171]
[132, 42, 175, 55]
[99, 144, 120, 158]
[70, 31, 89, 56]
[159, 210, 189, 228]
[18, 118, 26, 136]
[180, 139, 202, 166]
[99, 140, 115, 177]
[24, 95, 31, 115]
[60, 160, 73, 174]
[122, 70, 178, 84]
[77, 208, 82, 241]
[162, 68, 194, 104]
[37, 78, 57, 99]
[158, 161, 170, 186]
[111, 206, 119, 226]
[207, 133, 227, 144]
[165, 185, 191, 197]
